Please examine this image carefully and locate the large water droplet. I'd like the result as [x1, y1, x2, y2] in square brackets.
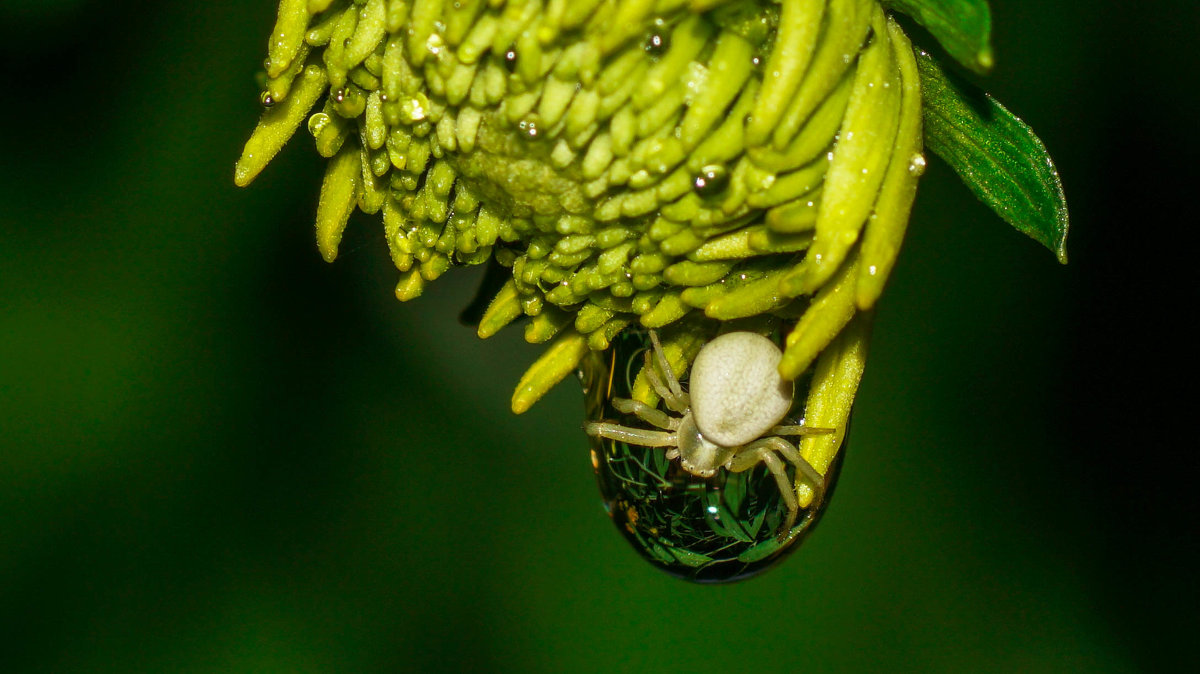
[580, 327, 846, 583]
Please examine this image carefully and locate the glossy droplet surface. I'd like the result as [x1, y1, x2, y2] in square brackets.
[581, 328, 845, 583]
[643, 32, 667, 56]
[692, 165, 729, 199]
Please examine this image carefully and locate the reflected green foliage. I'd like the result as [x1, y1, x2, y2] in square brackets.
[1, 1, 1197, 673]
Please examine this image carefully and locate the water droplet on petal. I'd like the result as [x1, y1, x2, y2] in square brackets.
[692, 165, 729, 199]
[518, 115, 541, 140]
[580, 327, 846, 583]
[908, 153, 927, 176]
[644, 32, 667, 56]
[502, 47, 518, 73]
[307, 112, 331, 137]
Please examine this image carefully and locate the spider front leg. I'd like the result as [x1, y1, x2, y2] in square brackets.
[612, 398, 679, 431]
[585, 422, 677, 448]
[644, 330, 690, 413]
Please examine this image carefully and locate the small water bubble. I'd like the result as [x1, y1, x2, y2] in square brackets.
[307, 112, 331, 137]
[401, 95, 427, 122]
[334, 88, 346, 103]
[692, 164, 729, 198]
[644, 32, 667, 56]
[502, 47, 518, 73]
[518, 116, 541, 139]
[426, 33, 445, 56]
[908, 153, 927, 176]
[259, 91, 276, 108]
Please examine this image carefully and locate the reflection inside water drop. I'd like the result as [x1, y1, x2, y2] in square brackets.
[579, 327, 847, 583]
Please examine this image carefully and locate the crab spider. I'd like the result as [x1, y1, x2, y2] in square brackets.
[586, 330, 831, 535]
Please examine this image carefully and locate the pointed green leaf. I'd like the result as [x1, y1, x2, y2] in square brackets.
[884, 0, 994, 74]
[916, 49, 1069, 263]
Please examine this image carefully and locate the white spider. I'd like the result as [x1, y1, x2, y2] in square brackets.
[586, 330, 830, 534]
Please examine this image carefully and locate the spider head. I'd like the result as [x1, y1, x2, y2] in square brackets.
[676, 411, 736, 478]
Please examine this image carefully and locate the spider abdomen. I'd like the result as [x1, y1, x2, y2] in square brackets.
[689, 332, 793, 447]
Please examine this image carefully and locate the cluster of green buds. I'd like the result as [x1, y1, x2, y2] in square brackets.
[237, 0, 1066, 414]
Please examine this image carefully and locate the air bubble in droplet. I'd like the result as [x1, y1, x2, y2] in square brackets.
[260, 91, 276, 108]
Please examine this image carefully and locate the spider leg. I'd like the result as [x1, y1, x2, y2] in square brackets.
[744, 436, 826, 509]
[646, 330, 690, 413]
[643, 355, 686, 414]
[727, 446, 801, 534]
[585, 422, 678, 448]
[612, 398, 680, 430]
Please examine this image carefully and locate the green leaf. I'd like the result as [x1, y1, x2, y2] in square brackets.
[916, 49, 1069, 263]
[884, 0, 994, 74]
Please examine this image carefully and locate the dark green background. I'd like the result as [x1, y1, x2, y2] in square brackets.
[2, 1, 1196, 671]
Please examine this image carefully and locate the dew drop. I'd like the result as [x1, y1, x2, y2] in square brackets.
[644, 32, 667, 56]
[307, 112, 331, 137]
[908, 153, 927, 176]
[692, 164, 729, 199]
[581, 327, 846, 583]
[502, 47, 518, 73]
[259, 91, 276, 108]
[518, 116, 541, 140]
[425, 33, 445, 56]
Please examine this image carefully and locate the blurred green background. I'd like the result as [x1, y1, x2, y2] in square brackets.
[2, 1, 1196, 671]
